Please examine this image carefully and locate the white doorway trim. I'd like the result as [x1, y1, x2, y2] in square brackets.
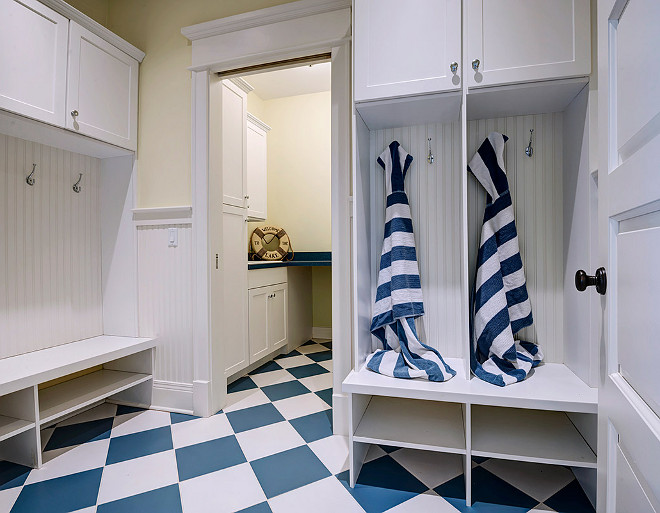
[182, 0, 352, 434]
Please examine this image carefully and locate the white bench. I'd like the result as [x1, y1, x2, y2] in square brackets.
[0, 335, 156, 468]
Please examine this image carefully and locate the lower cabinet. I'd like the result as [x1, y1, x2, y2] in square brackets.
[248, 282, 288, 365]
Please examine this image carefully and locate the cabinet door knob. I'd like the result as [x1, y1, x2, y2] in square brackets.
[575, 268, 607, 295]
[71, 110, 79, 118]
[450, 62, 458, 74]
[471, 59, 480, 72]
[244, 195, 250, 199]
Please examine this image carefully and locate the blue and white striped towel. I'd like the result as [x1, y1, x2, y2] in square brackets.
[366, 141, 455, 382]
[468, 132, 543, 386]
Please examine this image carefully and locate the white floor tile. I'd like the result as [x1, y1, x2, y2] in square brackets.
[179, 462, 266, 513]
[26, 439, 110, 484]
[250, 369, 296, 388]
[308, 435, 350, 474]
[110, 409, 171, 438]
[97, 450, 179, 505]
[235, 420, 305, 461]
[272, 393, 330, 420]
[319, 361, 333, 372]
[383, 492, 458, 512]
[297, 344, 328, 355]
[299, 373, 333, 392]
[277, 355, 315, 369]
[530, 505, 556, 512]
[40, 428, 54, 451]
[269, 476, 365, 513]
[365, 445, 387, 463]
[480, 459, 575, 503]
[171, 413, 234, 449]
[391, 449, 464, 489]
[224, 389, 270, 413]
[57, 403, 117, 427]
[0, 486, 22, 512]
[70, 507, 97, 513]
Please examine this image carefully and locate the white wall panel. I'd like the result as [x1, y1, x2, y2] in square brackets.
[369, 122, 464, 358]
[0, 134, 102, 359]
[467, 114, 564, 363]
[137, 224, 194, 385]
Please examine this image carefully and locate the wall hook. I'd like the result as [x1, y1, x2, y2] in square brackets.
[26, 164, 36, 186]
[427, 138, 434, 164]
[525, 129, 534, 158]
[72, 173, 83, 193]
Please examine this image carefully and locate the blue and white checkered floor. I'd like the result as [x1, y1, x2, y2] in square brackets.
[0, 340, 595, 513]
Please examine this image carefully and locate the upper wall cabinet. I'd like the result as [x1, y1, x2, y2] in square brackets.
[353, 0, 462, 102]
[466, 0, 590, 89]
[246, 114, 270, 221]
[220, 80, 248, 208]
[66, 22, 139, 151]
[0, 0, 69, 126]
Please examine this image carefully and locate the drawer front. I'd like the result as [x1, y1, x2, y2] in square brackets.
[248, 267, 287, 289]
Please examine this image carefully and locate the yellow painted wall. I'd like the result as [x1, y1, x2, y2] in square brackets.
[68, 0, 108, 26]
[312, 267, 332, 328]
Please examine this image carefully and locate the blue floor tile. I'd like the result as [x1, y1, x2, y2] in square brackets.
[237, 502, 273, 513]
[261, 380, 311, 402]
[170, 412, 199, 424]
[301, 340, 317, 346]
[315, 388, 332, 406]
[106, 425, 173, 465]
[320, 341, 332, 349]
[176, 435, 246, 481]
[11, 468, 102, 513]
[115, 405, 146, 416]
[0, 461, 31, 491]
[545, 480, 595, 513]
[251, 445, 331, 498]
[434, 472, 466, 499]
[225, 403, 285, 433]
[44, 417, 114, 451]
[338, 479, 417, 513]
[472, 456, 489, 464]
[274, 350, 301, 360]
[287, 363, 329, 379]
[228, 376, 258, 394]
[378, 445, 401, 454]
[250, 360, 283, 375]
[289, 410, 333, 443]
[97, 484, 183, 513]
[308, 351, 333, 362]
[353, 455, 427, 494]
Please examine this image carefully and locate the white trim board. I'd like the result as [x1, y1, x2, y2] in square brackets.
[132, 206, 193, 226]
[152, 380, 194, 415]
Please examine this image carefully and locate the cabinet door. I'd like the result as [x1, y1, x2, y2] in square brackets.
[0, 0, 68, 125]
[354, 0, 462, 102]
[246, 116, 268, 221]
[248, 287, 270, 364]
[220, 80, 247, 208]
[268, 284, 288, 351]
[466, 0, 590, 88]
[66, 21, 138, 150]
[222, 205, 249, 375]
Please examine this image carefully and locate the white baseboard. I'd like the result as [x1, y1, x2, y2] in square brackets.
[152, 380, 194, 415]
[312, 326, 332, 339]
[332, 392, 349, 436]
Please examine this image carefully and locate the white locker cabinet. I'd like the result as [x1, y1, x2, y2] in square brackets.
[267, 284, 288, 351]
[353, 0, 462, 102]
[0, 0, 68, 126]
[220, 80, 248, 208]
[246, 114, 270, 221]
[466, 0, 590, 89]
[248, 287, 270, 364]
[66, 21, 138, 151]
[222, 205, 249, 376]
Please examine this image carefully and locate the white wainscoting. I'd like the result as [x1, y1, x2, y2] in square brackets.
[0, 134, 103, 359]
[467, 114, 564, 363]
[369, 123, 463, 358]
[137, 222, 194, 412]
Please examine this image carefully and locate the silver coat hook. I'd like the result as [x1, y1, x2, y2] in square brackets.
[26, 164, 36, 186]
[73, 173, 83, 193]
[427, 138, 434, 164]
[525, 129, 534, 158]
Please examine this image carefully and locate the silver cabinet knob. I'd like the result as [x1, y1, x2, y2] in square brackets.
[450, 62, 458, 74]
[471, 59, 480, 72]
[71, 110, 79, 118]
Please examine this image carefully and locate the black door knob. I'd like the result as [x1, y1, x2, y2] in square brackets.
[575, 268, 607, 295]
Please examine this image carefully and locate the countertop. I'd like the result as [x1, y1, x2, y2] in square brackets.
[247, 252, 331, 270]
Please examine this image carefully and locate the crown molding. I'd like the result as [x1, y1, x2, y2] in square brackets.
[230, 77, 255, 94]
[39, 0, 145, 62]
[181, 0, 351, 41]
[247, 113, 272, 133]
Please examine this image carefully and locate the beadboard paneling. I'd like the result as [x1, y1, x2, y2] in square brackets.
[467, 114, 564, 363]
[370, 123, 464, 358]
[0, 134, 102, 359]
[137, 224, 194, 384]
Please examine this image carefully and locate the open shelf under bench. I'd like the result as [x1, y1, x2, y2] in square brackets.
[0, 416, 35, 443]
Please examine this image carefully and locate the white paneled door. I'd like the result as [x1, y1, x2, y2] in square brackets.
[248, 287, 269, 364]
[220, 80, 247, 208]
[267, 284, 288, 351]
[598, 0, 660, 511]
[0, 0, 68, 125]
[66, 21, 138, 150]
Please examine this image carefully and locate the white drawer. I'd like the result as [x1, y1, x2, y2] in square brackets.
[248, 267, 287, 289]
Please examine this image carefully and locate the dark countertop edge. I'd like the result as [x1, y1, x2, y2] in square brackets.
[248, 261, 331, 270]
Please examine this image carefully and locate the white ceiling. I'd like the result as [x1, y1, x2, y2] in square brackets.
[243, 62, 331, 100]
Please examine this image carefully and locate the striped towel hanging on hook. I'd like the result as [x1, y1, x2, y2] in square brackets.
[366, 141, 455, 382]
[468, 132, 543, 386]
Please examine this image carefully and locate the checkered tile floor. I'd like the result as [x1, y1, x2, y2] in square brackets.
[0, 340, 595, 513]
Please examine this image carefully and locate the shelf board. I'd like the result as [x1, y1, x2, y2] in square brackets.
[343, 358, 597, 414]
[39, 369, 151, 425]
[471, 405, 597, 468]
[354, 396, 466, 454]
[0, 415, 35, 443]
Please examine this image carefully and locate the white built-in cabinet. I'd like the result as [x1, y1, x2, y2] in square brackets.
[66, 21, 139, 151]
[248, 280, 288, 365]
[0, 0, 142, 151]
[246, 114, 270, 221]
[221, 80, 248, 208]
